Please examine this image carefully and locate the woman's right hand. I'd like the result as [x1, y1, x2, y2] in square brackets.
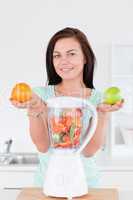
[10, 92, 47, 117]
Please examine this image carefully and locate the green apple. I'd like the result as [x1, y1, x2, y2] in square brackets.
[103, 87, 122, 105]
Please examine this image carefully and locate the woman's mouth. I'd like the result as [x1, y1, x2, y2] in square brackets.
[60, 67, 74, 72]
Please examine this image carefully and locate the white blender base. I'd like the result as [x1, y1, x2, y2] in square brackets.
[43, 150, 88, 198]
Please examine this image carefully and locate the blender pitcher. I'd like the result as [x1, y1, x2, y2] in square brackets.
[43, 96, 98, 199]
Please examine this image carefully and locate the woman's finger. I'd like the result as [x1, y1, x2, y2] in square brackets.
[10, 99, 27, 109]
[97, 101, 124, 112]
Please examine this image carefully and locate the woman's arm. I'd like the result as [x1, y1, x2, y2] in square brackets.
[82, 112, 109, 157]
[82, 101, 124, 157]
[28, 112, 50, 153]
[10, 92, 50, 153]
[27, 92, 50, 153]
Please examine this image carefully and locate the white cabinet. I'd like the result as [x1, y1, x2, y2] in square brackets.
[100, 171, 133, 189]
[0, 166, 36, 189]
[0, 171, 34, 188]
[0, 165, 133, 190]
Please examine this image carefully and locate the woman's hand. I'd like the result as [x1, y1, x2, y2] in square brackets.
[97, 99, 124, 114]
[10, 92, 47, 116]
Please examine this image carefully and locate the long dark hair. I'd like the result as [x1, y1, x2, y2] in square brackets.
[46, 27, 96, 88]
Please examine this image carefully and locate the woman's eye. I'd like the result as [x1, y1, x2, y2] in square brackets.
[69, 52, 75, 56]
[53, 55, 60, 58]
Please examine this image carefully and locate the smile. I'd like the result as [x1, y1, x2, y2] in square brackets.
[60, 67, 74, 72]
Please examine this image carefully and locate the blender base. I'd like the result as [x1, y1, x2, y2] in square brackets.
[43, 150, 88, 198]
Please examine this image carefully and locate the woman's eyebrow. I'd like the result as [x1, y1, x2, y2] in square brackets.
[53, 49, 78, 53]
[53, 51, 60, 54]
[67, 49, 78, 53]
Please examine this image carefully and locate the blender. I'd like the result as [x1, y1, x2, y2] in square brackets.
[43, 96, 98, 199]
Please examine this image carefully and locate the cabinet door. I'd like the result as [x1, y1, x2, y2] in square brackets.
[0, 172, 35, 189]
[99, 171, 133, 189]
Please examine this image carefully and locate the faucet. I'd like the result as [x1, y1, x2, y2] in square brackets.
[0, 139, 13, 165]
[3, 139, 13, 154]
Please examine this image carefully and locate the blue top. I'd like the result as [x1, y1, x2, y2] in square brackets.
[32, 85, 102, 188]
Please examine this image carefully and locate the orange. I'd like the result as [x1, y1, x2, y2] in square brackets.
[10, 82, 32, 103]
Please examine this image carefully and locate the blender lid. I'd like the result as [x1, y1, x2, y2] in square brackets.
[46, 96, 86, 108]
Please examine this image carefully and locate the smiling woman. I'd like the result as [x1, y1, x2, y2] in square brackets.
[10, 27, 124, 190]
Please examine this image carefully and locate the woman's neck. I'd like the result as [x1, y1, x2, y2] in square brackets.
[57, 80, 86, 92]
[55, 80, 91, 98]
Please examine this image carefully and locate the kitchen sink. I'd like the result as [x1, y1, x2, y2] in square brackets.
[0, 153, 39, 165]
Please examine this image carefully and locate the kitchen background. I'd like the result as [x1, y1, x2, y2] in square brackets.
[0, 0, 133, 156]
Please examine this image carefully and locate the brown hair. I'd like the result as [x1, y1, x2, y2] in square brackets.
[46, 27, 96, 88]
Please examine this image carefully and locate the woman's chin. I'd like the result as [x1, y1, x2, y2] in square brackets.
[59, 73, 77, 80]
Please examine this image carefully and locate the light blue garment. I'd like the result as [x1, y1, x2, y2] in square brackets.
[32, 85, 102, 188]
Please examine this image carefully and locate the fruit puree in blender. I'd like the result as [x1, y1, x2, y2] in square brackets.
[49, 108, 83, 148]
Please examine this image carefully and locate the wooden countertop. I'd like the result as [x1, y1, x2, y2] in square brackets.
[17, 187, 118, 200]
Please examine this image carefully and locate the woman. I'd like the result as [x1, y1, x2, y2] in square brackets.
[10, 27, 123, 187]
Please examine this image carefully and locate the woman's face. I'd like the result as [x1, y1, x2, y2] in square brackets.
[53, 37, 86, 81]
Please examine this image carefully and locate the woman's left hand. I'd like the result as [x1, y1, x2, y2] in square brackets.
[97, 99, 124, 113]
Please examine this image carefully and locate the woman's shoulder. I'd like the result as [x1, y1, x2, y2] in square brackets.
[32, 85, 53, 101]
[90, 88, 103, 106]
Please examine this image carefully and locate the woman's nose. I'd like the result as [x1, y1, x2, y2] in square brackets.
[60, 55, 69, 64]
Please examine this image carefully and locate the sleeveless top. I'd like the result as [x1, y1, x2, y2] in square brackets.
[32, 85, 103, 188]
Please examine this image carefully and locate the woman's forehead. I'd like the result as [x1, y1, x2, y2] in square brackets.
[54, 37, 81, 52]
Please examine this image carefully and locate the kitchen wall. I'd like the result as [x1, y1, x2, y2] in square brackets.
[0, 0, 133, 152]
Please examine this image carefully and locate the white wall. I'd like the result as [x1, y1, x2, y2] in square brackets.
[0, 0, 133, 152]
